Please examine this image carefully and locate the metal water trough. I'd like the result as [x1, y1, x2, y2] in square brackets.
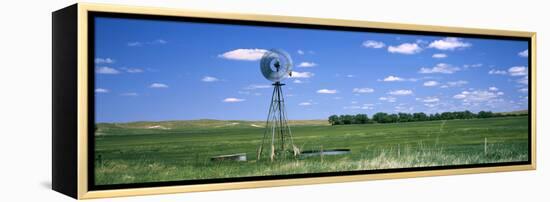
[210, 153, 247, 162]
[300, 149, 351, 158]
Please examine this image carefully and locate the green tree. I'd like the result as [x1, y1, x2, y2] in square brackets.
[372, 112, 388, 123]
[398, 113, 413, 122]
[328, 115, 339, 125]
[355, 114, 369, 124]
[387, 114, 399, 123]
[341, 115, 354, 124]
[477, 111, 494, 118]
[452, 111, 463, 119]
[464, 110, 475, 119]
[413, 112, 428, 121]
[441, 112, 454, 120]
[432, 113, 441, 120]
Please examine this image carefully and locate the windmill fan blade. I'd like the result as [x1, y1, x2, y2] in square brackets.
[260, 49, 293, 82]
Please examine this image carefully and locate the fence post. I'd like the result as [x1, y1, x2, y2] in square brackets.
[398, 144, 400, 158]
[320, 145, 324, 163]
[484, 137, 487, 155]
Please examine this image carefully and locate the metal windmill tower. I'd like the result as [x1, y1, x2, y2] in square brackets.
[257, 49, 300, 161]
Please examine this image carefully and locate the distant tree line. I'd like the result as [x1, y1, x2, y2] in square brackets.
[328, 111, 526, 125]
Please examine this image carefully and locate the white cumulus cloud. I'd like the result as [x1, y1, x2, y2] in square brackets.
[383, 75, 404, 82]
[298, 62, 317, 67]
[121, 92, 138, 96]
[422, 97, 440, 103]
[317, 89, 338, 94]
[489, 69, 507, 75]
[518, 88, 528, 93]
[127, 39, 167, 47]
[446, 80, 468, 87]
[201, 76, 219, 82]
[508, 66, 527, 76]
[125, 68, 143, 73]
[432, 53, 447, 58]
[388, 43, 422, 54]
[428, 37, 471, 50]
[223, 98, 245, 103]
[389, 89, 413, 95]
[291, 71, 314, 78]
[362, 40, 386, 48]
[149, 83, 168, 88]
[453, 90, 501, 102]
[517, 76, 528, 85]
[518, 49, 528, 57]
[453, 94, 467, 99]
[419, 63, 459, 74]
[423, 81, 439, 87]
[95, 58, 115, 64]
[95, 88, 109, 93]
[379, 96, 396, 102]
[218, 49, 267, 61]
[119, 67, 144, 73]
[96, 66, 120, 74]
[352, 88, 374, 93]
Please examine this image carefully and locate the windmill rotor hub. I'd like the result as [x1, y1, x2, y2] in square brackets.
[260, 49, 293, 83]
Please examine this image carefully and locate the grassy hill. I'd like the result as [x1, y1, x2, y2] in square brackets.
[94, 116, 529, 185]
[497, 109, 528, 116]
[96, 119, 328, 136]
[95, 109, 529, 136]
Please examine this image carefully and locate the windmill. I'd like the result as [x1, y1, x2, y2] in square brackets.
[257, 49, 300, 161]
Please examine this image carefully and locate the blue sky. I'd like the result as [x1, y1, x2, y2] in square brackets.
[94, 17, 529, 123]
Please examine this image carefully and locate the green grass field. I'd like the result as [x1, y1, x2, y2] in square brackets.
[94, 116, 529, 185]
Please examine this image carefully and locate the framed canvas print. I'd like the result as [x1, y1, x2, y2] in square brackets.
[52, 3, 536, 199]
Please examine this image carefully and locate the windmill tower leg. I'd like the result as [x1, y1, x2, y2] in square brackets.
[258, 82, 299, 161]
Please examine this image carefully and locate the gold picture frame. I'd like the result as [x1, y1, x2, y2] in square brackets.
[52, 3, 536, 199]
